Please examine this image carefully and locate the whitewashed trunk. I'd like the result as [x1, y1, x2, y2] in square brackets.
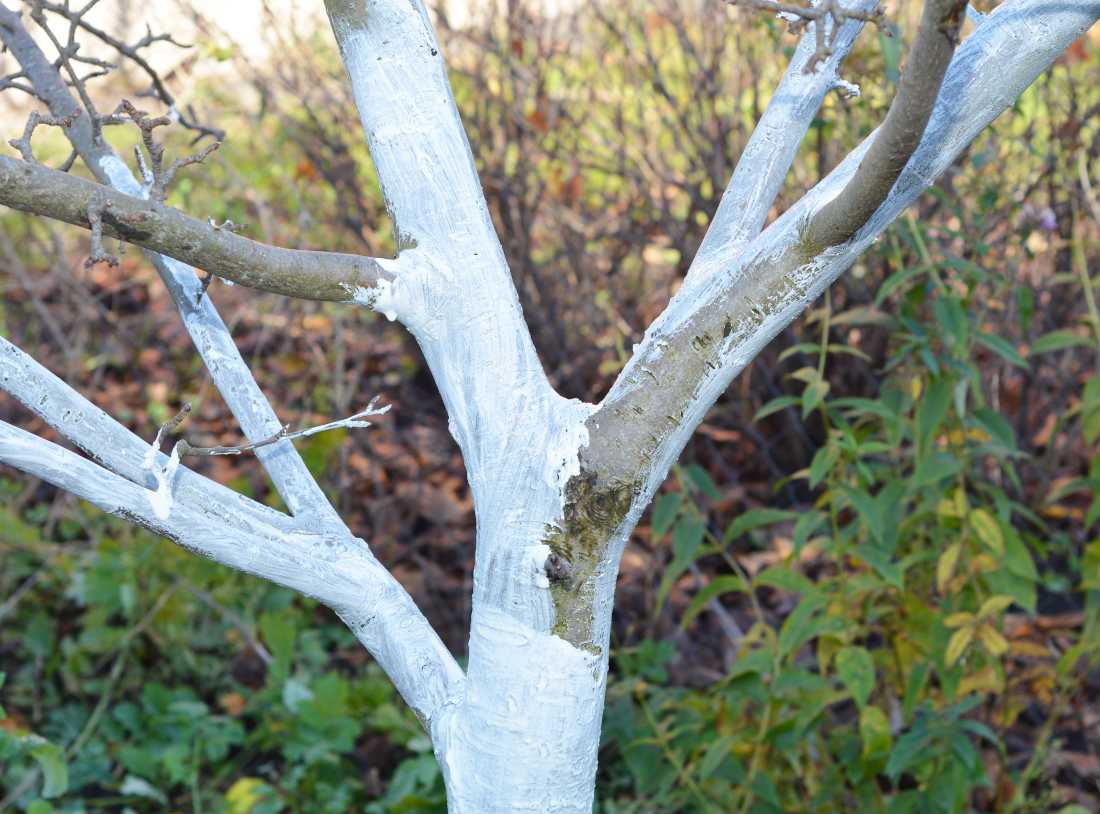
[433, 606, 607, 813]
[3, 1, 1097, 813]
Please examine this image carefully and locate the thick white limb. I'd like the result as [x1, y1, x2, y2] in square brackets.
[685, 0, 879, 285]
[590, 0, 1100, 507]
[326, 3, 609, 809]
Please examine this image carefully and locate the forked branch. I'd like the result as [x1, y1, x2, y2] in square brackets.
[728, 0, 888, 72]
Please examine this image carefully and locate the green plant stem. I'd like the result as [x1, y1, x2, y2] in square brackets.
[637, 694, 722, 814]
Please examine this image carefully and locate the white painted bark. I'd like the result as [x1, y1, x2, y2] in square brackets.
[0, 0, 1097, 811]
[321, 0, 1099, 811]
[685, 0, 878, 285]
[0, 2, 463, 727]
[325, 2, 606, 807]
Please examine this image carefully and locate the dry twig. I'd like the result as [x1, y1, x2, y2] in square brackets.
[727, 0, 888, 72]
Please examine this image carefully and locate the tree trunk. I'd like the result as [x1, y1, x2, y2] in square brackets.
[434, 604, 607, 813]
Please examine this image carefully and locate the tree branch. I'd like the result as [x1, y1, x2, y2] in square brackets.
[0, 334, 298, 538]
[803, 0, 968, 250]
[584, 0, 1100, 498]
[0, 1, 350, 521]
[0, 420, 465, 725]
[0, 155, 394, 301]
[686, 0, 879, 286]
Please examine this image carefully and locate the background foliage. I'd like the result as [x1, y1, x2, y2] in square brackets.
[2, 0, 1100, 811]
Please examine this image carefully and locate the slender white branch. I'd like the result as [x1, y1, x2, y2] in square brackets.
[686, 0, 879, 285]
[0, 334, 294, 535]
[0, 3, 343, 526]
[0, 416, 464, 724]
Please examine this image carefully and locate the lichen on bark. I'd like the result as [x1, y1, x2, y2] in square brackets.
[543, 470, 637, 651]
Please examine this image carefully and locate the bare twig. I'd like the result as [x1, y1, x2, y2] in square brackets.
[103, 99, 221, 201]
[166, 398, 391, 459]
[83, 189, 117, 267]
[728, 0, 887, 72]
[26, 0, 223, 140]
[6, 109, 76, 163]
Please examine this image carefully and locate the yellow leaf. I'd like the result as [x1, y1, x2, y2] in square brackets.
[910, 376, 923, 400]
[957, 665, 1003, 697]
[1008, 640, 1050, 659]
[226, 778, 266, 814]
[937, 543, 962, 593]
[945, 612, 975, 628]
[946, 627, 974, 666]
[966, 427, 991, 442]
[977, 624, 1009, 657]
[969, 509, 1004, 555]
[936, 498, 958, 518]
[969, 554, 997, 574]
[953, 487, 969, 516]
[978, 595, 1014, 619]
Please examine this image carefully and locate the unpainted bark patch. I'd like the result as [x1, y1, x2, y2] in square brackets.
[543, 470, 636, 651]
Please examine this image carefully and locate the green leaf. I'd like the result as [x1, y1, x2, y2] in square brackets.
[681, 575, 748, 627]
[672, 516, 705, 560]
[886, 726, 932, 781]
[809, 444, 840, 488]
[916, 376, 952, 451]
[986, 529, 1038, 613]
[29, 740, 67, 799]
[777, 594, 830, 659]
[754, 395, 799, 422]
[793, 511, 826, 554]
[1030, 330, 1091, 355]
[801, 379, 830, 417]
[860, 705, 892, 764]
[725, 508, 797, 543]
[649, 492, 682, 542]
[683, 464, 720, 499]
[754, 566, 816, 596]
[258, 610, 296, 685]
[975, 332, 1027, 368]
[875, 264, 931, 305]
[697, 735, 735, 779]
[911, 453, 962, 488]
[839, 485, 884, 545]
[836, 646, 875, 707]
[656, 517, 706, 612]
[933, 296, 969, 351]
[972, 408, 1016, 450]
[968, 509, 1004, 555]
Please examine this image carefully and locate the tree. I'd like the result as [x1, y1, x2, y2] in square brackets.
[0, 0, 1097, 810]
